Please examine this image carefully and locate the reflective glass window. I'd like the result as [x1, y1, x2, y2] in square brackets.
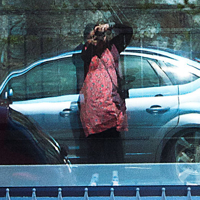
[159, 61, 199, 85]
[6, 57, 77, 101]
[121, 55, 172, 90]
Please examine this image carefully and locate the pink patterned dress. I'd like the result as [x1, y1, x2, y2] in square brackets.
[79, 44, 128, 137]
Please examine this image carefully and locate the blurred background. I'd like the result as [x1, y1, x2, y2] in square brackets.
[0, 0, 200, 83]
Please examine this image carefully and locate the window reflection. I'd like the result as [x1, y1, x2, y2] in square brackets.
[160, 61, 199, 85]
[7, 57, 77, 101]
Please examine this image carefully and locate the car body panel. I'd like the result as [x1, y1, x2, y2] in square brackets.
[125, 85, 179, 162]
[178, 79, 200, 115]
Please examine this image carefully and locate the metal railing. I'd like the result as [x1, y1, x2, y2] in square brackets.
[1, 164, 200, 199]
[2, 186, 200, 199]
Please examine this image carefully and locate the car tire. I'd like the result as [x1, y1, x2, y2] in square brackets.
[162, 128, 200, 184]
[162, 129, 200, 163]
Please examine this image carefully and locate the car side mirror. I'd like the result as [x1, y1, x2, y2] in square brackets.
[4, 88, 13, 99]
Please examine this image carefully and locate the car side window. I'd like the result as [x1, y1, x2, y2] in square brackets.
[7, 57, 77, 101]
[159, 61, 199, 85]
[121, 55, 165, 90]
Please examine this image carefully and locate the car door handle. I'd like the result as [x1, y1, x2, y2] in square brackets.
[60, 102, 79, 118]
[146, 105, 170, 115]
[155, 94, 163, 97]
[60, 108, 72, 117]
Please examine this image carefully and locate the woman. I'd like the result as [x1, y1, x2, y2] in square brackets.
[80, 22, 133, 163]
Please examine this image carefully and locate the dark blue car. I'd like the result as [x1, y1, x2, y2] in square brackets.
[0, 99, 69, 165]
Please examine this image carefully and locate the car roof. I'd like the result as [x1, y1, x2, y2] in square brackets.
[125, 47, 200, 69]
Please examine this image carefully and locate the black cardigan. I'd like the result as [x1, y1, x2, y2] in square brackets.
[81, 23, 133, 78]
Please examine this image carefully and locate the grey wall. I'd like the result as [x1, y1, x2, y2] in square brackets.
[0, 0, 200, 82]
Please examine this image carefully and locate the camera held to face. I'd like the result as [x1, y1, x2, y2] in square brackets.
[95, 29, 106, 41]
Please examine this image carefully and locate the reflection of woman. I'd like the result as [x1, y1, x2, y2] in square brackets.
[80, 22, 133, 163]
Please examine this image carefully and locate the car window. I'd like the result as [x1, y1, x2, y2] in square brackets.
[6, 57, 77, 101]
[120, 55, 171, 90]
[158, 61, 199, 85]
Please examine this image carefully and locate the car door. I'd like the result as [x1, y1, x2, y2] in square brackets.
[121, 54, 179, 163]
[3, 55, 83, 161]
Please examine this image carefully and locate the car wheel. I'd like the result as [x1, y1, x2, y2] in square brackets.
[163, 129, 200, 184]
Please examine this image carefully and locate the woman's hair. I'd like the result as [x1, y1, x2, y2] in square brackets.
[83, 23, 96, 41]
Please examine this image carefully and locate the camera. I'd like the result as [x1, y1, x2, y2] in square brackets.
[95, 30, 105, 37]
[94, 29, 106, 41]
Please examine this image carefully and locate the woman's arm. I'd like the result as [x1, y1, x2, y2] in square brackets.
[109, 23, 133, 53]
[81, 43, 96, 64]
[81, 22, 133, 63]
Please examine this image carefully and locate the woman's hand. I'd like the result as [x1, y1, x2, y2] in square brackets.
[86, 23, 109, 44]
[94, 24, 109, 33]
